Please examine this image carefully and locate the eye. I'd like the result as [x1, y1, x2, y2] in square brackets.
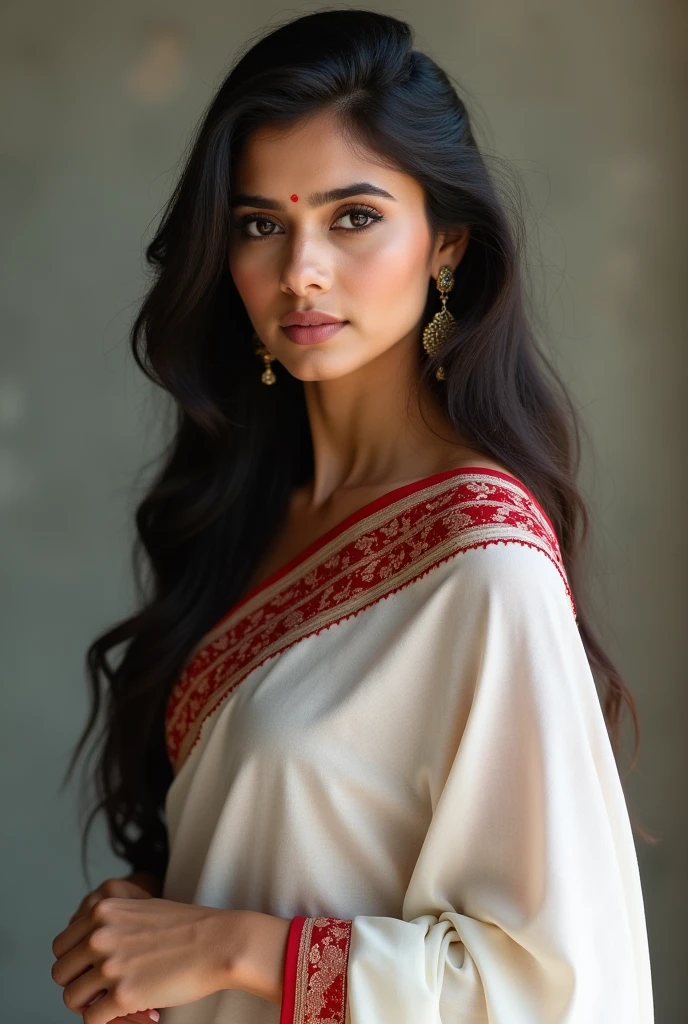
[334, 204, 384, 232]
[234, 216, 284, 240]
[231, 204, 384, 241]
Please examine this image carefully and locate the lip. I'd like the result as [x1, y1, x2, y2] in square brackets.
[282, 321, 348, 345]
[280, 310, 345, 327]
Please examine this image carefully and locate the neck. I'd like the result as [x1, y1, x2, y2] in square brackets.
[300, 328, 469, 511]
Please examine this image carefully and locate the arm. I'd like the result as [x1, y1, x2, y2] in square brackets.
[243, 544, 653, 1024]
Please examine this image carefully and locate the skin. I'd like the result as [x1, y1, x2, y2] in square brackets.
[51, 108, 518, 1021]
[51, 872, 287, 1021]
[228, 107, 515, 590]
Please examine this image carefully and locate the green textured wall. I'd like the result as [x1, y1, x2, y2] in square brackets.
[1, 2, 684, 1019]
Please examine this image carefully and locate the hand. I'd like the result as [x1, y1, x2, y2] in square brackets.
[51, 895, 242, 1024]
[59, 877, 162, 1023]
[67, 875, 160, 926]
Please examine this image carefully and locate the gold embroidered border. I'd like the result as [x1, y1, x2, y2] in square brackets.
[294, 917, 313, 1023]
[166, 472, 573, 771]
[293, 917, 352, 1023]
[204, 472, 558, 649]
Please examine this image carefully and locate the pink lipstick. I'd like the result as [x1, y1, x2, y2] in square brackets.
[279, 309, 348, 346]
[282, 322, 348, 345]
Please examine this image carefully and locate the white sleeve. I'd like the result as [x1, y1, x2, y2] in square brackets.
[282, 542, 654, 1024]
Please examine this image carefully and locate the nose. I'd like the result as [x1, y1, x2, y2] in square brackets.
[279, 233, 332, 296]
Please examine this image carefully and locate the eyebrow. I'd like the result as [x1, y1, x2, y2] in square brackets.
[229, 182, 398, 211]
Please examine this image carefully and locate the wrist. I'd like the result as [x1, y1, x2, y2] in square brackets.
[218, 909, 292, 1004]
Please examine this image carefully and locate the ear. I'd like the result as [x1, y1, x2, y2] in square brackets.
[430, 225, 470, 279]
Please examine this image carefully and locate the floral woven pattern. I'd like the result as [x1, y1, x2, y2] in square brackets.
[165, 471, 574, 773]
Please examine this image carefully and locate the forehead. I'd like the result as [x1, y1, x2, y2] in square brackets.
[232, 110, 420, 203]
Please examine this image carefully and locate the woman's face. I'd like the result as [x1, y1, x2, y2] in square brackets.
[228, 110, 467, 382]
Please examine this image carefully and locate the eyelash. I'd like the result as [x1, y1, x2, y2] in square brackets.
[232, 204, 384, 241]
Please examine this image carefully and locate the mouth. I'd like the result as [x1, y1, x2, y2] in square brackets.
[281, 321, 349, 346]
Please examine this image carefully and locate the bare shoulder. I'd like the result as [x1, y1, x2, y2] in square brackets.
[442, 452, 525, 488]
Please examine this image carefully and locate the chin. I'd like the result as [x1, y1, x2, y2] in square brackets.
[279, 353, 366, 382]
[285, 366, 349, 382]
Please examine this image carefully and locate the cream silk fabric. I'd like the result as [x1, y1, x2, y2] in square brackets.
[158, 468, 654, 1024]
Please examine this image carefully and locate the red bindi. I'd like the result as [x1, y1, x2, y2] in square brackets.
[290, 194, 298, 202]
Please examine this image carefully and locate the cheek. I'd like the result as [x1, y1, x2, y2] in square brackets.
[228, 247, 269, 311]
[349, 224, 430, 323]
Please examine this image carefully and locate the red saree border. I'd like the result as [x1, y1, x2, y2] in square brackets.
[165, 469, 576, 774]
[280, 916, 352, 1024]
[280, 916, 306, 1024]
[199, 467, 555, 643]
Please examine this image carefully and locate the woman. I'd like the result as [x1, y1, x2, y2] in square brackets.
[51, 9, 654, 1024]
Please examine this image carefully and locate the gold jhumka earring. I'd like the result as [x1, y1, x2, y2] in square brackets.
[253, 331, 277, 385]
[422, 265, 456, 380]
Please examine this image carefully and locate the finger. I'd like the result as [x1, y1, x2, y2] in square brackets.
[62, 970, 108, 1017]
[68, 904, 91, 925]
[105, 1014, 160, 1023]
[51, 945, 94, 989]
[68, 890, 105, 926]
[68, 896, 92, 925]
[99, 879, 148, 899]
[69, 880, 151, 925]
[53, 907, 100, 959]
[71, 969, 159, 1024]
[69, 895, 104, 925]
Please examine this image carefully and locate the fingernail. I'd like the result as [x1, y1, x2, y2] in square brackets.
[147, 1012, 160, 1022]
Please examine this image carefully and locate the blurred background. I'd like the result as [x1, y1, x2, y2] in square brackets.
[1, 1, 685, 1020]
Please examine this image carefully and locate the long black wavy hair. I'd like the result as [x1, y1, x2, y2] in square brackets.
[63, 7, 655, 887]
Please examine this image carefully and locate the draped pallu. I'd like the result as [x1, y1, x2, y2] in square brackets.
[160, 468, 654, 1024]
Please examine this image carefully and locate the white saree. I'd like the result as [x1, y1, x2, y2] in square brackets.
[159, 467, 654, 1024]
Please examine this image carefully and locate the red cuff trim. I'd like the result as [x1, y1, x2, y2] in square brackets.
[280, 916, 352, 1023]
[280, 916, 307, 1024]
